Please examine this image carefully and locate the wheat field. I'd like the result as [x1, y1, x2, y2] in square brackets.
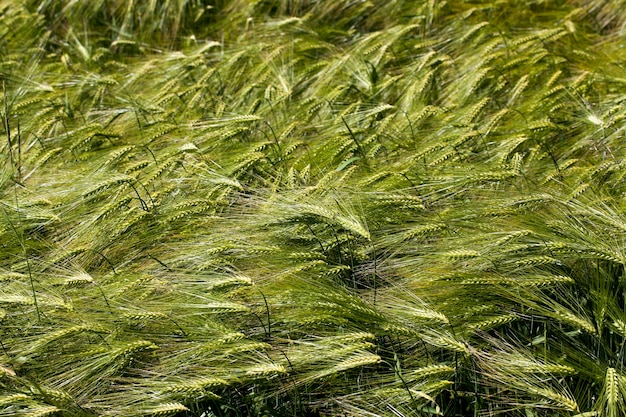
[1, 1, 626, 416]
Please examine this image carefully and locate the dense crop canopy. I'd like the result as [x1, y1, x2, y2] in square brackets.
[2, 1, 626, 416]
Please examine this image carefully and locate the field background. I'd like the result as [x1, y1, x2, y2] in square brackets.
[2, 1, 626, 416]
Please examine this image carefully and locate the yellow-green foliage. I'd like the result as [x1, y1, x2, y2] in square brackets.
[2, 0, 626, 416]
